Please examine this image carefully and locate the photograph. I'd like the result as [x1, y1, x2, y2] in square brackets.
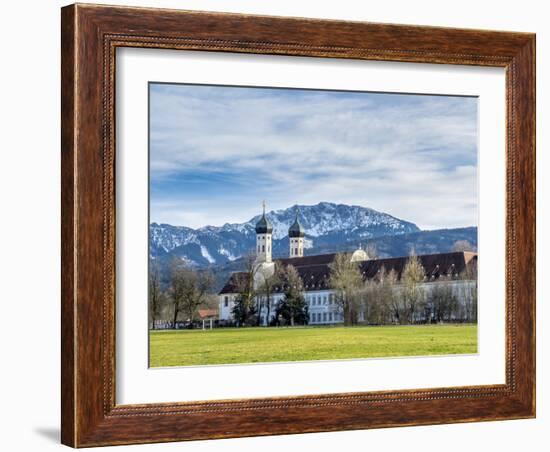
[147, 82, 479, 367]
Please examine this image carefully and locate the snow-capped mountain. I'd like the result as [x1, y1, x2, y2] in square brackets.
[150, 202, 420, 267]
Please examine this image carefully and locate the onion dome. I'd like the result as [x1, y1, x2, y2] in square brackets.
[288, 211, 305, 238]
[255, 202, 273, 234]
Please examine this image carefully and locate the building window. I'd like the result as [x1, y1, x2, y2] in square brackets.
[323, 313, 327, 322]
[224, 296, 228, 307]
[262, 245, 265, 252]
[257, 245, 260, 253]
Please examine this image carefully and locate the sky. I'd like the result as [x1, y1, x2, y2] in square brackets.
[149, 83, 478, 230]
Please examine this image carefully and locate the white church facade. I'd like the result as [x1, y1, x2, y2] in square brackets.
[219, 206, 477, 326]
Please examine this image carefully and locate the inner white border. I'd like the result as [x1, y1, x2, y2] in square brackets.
[116, 48, 506, 405]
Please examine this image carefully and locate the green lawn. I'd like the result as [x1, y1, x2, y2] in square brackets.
[149, 324, 477, 367]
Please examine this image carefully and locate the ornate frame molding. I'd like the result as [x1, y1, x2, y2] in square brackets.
[61, 4, 535, 447]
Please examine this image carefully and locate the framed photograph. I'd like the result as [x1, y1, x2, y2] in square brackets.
[61, 4, 535, 447]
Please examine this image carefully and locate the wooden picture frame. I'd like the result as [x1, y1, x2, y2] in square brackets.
[61, 3, 535, 447]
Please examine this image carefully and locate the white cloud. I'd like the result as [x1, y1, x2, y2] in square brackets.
[150, 84, 478, 229]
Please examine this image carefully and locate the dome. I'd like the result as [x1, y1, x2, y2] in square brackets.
[255, 213, 273, 234]
[288, 213, 305, 238]
[350, 248, 369, 262]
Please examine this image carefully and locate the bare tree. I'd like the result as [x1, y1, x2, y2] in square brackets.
[367, 267, 403, 324]
[148, 259, 163, 329]
[257, 261, 282, 326]
[428, 282, 457, 323]
[168, 260, 214, 328]
[402, 254, 426, 324]
[364, 266, 397, 324]
[365, 243, 379, 260]
[232, 253, 258, 327]
[329, 253, 363, 325]
[168, 261, 185, 328]
[459, 260, 478, 322]
[200, 293, 219, 310]
[452, 240, 476, 252]
[186, 270, 215, 322]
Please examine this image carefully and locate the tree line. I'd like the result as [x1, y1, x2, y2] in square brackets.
[330, 253, 477, 326]
[148, 259, 217, 329]
[149, 244, 478, 329]
[230, 251, 478, 328]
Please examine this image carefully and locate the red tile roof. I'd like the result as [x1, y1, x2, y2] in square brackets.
[198, 309, 218, 319]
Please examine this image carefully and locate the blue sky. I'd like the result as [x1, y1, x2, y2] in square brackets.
[150, 83, 478, 230]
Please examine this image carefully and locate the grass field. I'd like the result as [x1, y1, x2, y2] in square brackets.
[149, 324, 477, 367]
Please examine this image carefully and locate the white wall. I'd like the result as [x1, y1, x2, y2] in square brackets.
[0, 1, 546, 451]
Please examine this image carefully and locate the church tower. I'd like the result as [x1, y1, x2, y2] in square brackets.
[255, 201, 273, 263]
[288, 208, 305, 258]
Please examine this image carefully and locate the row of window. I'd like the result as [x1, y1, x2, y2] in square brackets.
[310, 312, 342, 323]
[254, 312, 342, 324]
[306, 293, 335, 306]
[223, 294, 335, 308]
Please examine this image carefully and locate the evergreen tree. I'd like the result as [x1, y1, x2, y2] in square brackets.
[275, 265, 309, 326]
[231, 293, 257, 326]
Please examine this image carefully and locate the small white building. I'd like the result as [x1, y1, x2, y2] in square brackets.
[219, 207, 477, 325]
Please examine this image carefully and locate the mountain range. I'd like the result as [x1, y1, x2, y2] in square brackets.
[150, 202, 476, 270]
